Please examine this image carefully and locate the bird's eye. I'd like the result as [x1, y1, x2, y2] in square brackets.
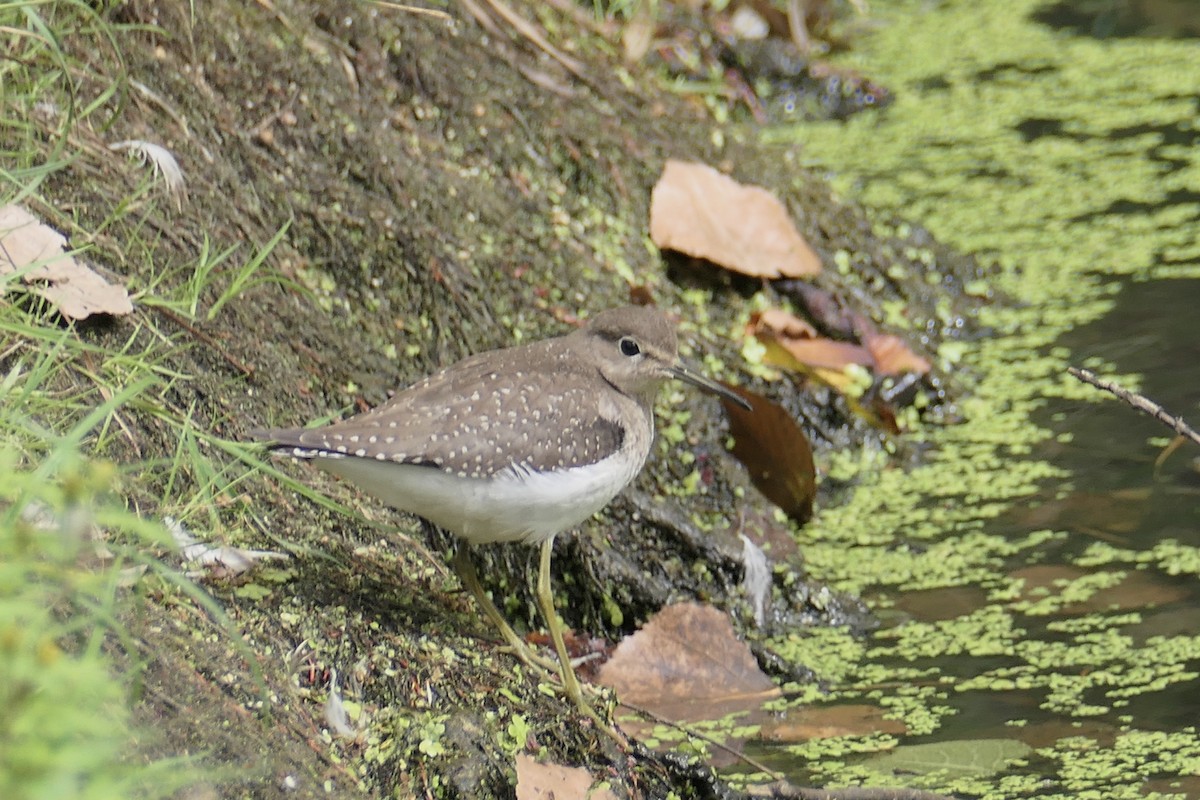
[618, 337, 641, 357]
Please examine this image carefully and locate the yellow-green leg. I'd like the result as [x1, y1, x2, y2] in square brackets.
[450, 546, 558, 674]
[535, 536, 624, 742]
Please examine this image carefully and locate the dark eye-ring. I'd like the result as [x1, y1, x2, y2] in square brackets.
[619, 337, 641, 357]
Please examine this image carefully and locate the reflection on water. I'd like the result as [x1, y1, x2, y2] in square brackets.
[1033, 0, 1200, 39]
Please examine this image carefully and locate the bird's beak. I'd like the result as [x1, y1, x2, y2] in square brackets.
[670, 362, 753, 411]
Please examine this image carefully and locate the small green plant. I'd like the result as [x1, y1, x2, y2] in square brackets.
[207, 222, 294, 321]
[0, 302, 214, 798]
[136, 221, 297, 322]
[0, 444, 181, 800]
[414, 713, 450, 759]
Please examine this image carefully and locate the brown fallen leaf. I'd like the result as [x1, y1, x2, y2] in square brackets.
[765, 335, 875, 372]
[775, 286, 932, 378]
[752, 308, 873, 372]
[720, 383, 816, 522]
[0, 204, 133, 319]
[756, 307, 820, 339]
[751, 308, 931, 432]
[753, 308, 930, 378]
[863, 331, 932, 377]
[649, 160, 821, 279]
[515, 754, 618, 800]
[758, 703, 907, 743]
[596, 601, 780, 723]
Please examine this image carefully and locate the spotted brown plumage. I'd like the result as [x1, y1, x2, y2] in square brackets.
[270, 344, 630, 478]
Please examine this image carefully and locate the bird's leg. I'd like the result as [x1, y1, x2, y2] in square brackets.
[450, 546, 557, 673]
[535, 536, 625, 743]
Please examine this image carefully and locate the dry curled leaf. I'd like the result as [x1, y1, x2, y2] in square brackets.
[741, 534, 772, 628]
[721, 383, 816, 522]
[650, 160, 821, 279]
[621, 1, 656, 63]
[0, 204, 133, 319]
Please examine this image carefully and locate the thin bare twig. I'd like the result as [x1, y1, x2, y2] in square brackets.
[459, 0, 639, 114]
[155, 305, 255, 378]
[476, 0, 584, 75]
[1067, 366, 1200, 447]
[368, 1, 453, 20]
[615, 699, 783, 781]
[618, 700, 960, 800]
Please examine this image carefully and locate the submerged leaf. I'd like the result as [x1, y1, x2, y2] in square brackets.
[866, 738, 1032, 780]
[759, 704, 907, 742]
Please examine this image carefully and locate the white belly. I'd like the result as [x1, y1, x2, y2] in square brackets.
[313, 448, 646, 545]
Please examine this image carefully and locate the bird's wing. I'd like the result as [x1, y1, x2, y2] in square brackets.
[254, 348, 627, 476]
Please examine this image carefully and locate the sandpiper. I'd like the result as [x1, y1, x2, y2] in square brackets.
[253, 305, 749, 728]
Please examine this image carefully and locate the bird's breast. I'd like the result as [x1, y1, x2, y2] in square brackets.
[314, 443, 648, 545]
